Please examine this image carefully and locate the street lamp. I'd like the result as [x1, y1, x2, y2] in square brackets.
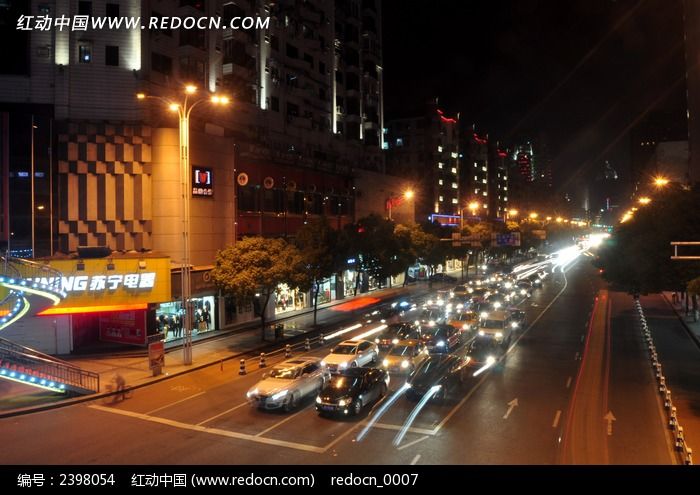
[137, 86, 230, 365]
[387, 189, 414, 221]
[529, 212, 539, 220]
[653, 176, 669, 188]
[638, 196, 651, 205]
[460, 201, 481, 230]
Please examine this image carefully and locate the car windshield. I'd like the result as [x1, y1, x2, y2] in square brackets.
[332, 344, 357, 355]
[268, 367, 301, 379]
[425, 327, 449, 338]
[389, 345, 416, 357]
[329, 375, 363, 390]
[454, 285, 467, 292]
[455, 312, 477, 321]
[470, 339, 500, 359]
[414, 357, 454, 378]
[482, 319, 505, 329]
[381, 325, 409, 338]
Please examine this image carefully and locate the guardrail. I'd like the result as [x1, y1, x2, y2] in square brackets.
[634, 297, 693, 465]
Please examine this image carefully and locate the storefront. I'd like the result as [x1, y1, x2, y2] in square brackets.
[274, 283, 306, 315]
[32, 255, 172, 352]
[154, 295, 217, 343]
[316, 276, 336, 304]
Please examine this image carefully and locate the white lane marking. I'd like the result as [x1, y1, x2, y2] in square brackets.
[566, 376, 572, 389]
[145, 392, 206, 415]
[88, 404, 324, 453]
[397, 435, 430, 451]
[255, 408, 307, 437]
[322, 421, 363, 453]
[552, 410, 562, 428]
[197, 401, 250, 426]
[369, 422, 437, 436]
[503, 398, 519, 419]
[410, 454, 421, 465]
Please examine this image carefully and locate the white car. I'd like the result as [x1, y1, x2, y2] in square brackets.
[321, 339, 379, 373]
[246, 357, 330, 411]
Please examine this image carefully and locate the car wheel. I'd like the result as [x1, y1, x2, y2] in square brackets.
[350, 361, 358, 368]
[353, 399, 363, 415]
[284, 393, 298, 412]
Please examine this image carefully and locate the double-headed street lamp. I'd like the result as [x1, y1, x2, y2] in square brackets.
[460, 201, 481, 230]
[137, 85, 229, 365]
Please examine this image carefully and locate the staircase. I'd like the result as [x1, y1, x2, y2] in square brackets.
[0, 257, 100, 394]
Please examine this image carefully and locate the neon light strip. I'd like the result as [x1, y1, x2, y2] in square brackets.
[38, 303, 148, 316]
[1, 283, 61, 305]
[0, 297, 30, 331]
[322, 323, 363, 341]
[0, 368, 67, 393]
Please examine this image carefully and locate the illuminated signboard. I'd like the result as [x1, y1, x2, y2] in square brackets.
[193, 166, 213, 197]
[30, 273, 157, 292]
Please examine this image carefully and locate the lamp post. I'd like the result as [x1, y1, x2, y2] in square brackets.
[137, 86, 229, 365]
[387, 189, 414, 221]
[460, 201, 480, 230]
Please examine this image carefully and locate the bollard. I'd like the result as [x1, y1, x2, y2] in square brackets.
[220, 359, 224, 372]
[665, 390, 672, 408]
[305, 338, 311, 351]
[686, 447, 693, 465]
[239, 358, 246, 375]
[319, 333, 325, 343]
[285, 344, 292, 359]
[259, 352, 267, 368]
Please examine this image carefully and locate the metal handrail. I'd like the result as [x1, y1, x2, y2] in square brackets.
[0, 336, 99, 393]
[0, 256, 64, 293]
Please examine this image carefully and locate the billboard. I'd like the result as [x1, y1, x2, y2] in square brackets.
[491, 232, 521, 247]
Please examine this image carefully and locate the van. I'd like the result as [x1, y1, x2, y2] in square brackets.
[477, 310, 517, 347]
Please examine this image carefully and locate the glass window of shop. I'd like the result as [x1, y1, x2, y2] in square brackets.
[275, 283, 306, 314]
[156, 296, 217, 342]
[316, 276, 336, 304]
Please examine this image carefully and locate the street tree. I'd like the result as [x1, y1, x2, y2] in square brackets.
[211, 237, 310, 340]
[295, 217, 341, 326]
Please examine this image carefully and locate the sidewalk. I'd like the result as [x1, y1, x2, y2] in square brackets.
[0, 278, 450, 417]
[662, 292, 700, 346]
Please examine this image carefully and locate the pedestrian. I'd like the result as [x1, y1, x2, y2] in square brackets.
[113, 373, 127, 401]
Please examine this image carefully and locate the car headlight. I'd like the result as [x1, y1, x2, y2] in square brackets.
[339, 362, 348, 369]
[463, 324, 470, 330]
[383, 359, 390, 367]
[511, 322, 519, 328]
[375, 338, 380, 343]
[480, 312, 488, 319]
[495, 332, 503, 339]
[521, 289, 527, 295]
[401, 360, 410, 369]
[392, 338, 399, 344]
[338, 397, 352, 407]
[465, 356, 471, 363]
[486, 356, 496, 365]
[320, 360, 326, 367]
[271, 390, 288, 401]
[478, 330, 485, 336]
[493, 302, 501, 309]
[246, 388, 258, 398]
[316, 396, 322, 404]
[436, 340, 446, 347]
[457, 304, 464, 309]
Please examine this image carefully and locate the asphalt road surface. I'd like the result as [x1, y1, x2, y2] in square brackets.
[0, 258, 679, 465]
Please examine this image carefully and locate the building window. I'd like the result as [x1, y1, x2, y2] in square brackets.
[286, 43, 299, 59]
[395, 138, 403, 147]
[474, 175, 477, 180]
[482, 191, 488, 196]
[438, 179, 443, 185]
[451, 167, 457, 174]
[270, 96, 279, 112]
[78, 42, 92, 63]
[451, 152, 458, 158]
[287, 102, 299, 117]
[319, 61, 326, 75]
[439, 196, 444, 202]
[106, 3, 119, 17]
[78, 1, 92, 16]
[437, 145, 443, 152]
[303, 53, 313, 67]
[451, 183, 458, 189]
[438, 162, 444, 169]
[152, 52, 173, 75]
[482, 166, 487, 172]
[482, 179, 487, 184]
[105, 45, 119, 66]
[452, 198, 458, 204]
[271, 35, 279, 51]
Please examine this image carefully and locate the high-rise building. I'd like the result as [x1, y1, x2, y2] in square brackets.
[385, 100, 460, 226]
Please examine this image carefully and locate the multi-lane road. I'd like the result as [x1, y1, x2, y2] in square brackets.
[0, 258, 684, 464]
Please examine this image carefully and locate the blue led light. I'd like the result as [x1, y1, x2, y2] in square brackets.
[19, 374, 25, 380]
[10, 372, 16, 378]
[29, 377, 35, 382]
[0, 370, 6, 375]
[48, 382, 55, 387]
[40, 379, 46, 385]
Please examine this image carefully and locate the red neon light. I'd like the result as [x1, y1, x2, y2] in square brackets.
[437, 109, 457, 124]
[473, 133, 488, 145]
[498, 150, 507, 158]
[437, 109, 444, 115]
[38, 303, 148, 316]
[331, 297, 380, 312]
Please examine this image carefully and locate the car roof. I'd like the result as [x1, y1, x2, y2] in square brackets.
[393, 339, 423, 346]
[276, 357, 320, 367]
[335, 367, 379, 377]
[338, 339, 370, 345]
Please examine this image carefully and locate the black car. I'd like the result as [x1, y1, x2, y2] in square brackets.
[374, 323, 421, 351]
[420, 323, 462, 352]
[406, 354, 469, 401]
[509, 309, 527, 328]
[429, 273, 457, 283]
[316, 368, 390, 416]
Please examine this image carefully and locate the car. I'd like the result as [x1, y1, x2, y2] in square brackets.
[321, 339, 379, 373]
[477, 310, 517, 347]
[374, 323, 421, 351]
[246, 358, 330, 411]
[465, 335, 505, 372]
[416, 308, 445, 326]
[381, 339, 429, 374]
[451, 285, 470, 298]
[316, 367, 390, 416]
[420, 323, 462, 352]
[446, 310, 479, 333]
[509, 309, 527, 328]
[429, 273, 457, 283]
[406, 354, 469, 401]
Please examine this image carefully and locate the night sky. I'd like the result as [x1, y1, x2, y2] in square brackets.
[382, 0, 687, 194]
